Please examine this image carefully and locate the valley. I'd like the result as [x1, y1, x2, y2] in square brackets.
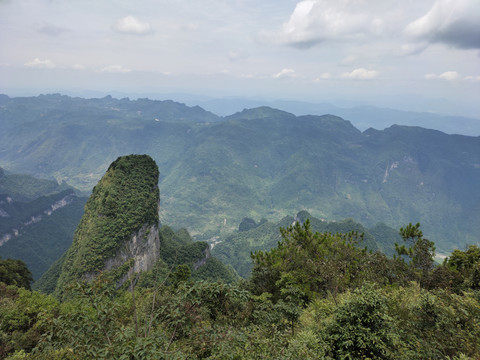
[1, 94, 478, 254]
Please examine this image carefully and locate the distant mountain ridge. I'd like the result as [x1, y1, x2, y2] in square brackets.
[0, 94, 479, 253]
[190, 97, 480, 136]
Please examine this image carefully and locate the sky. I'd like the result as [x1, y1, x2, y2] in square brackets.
[1, 0, 479, 117]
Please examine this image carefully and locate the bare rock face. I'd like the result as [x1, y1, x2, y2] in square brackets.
[193, 245, 211, 270]
[85, 223, 161, 287]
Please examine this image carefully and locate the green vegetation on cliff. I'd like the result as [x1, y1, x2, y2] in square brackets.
[137, 225, 238, 287]
[54, 155, 159, 296]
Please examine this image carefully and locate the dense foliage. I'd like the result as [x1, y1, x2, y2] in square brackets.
[137, 225, 239, 288]
[1, 221, 479, 359]
[54, 155, 159, 297]
[0, 257, 32, 290]
[212, 213, 396, 278]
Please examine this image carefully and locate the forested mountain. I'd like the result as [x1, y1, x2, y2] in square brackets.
[1, 94, 479, 252]
[39, 155, 236, 296]
[0, 151, 479, 359]
[0, 168, 86, 280]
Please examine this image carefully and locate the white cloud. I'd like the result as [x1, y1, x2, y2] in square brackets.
[406, 0, 480, 50]
[228, 50, 247, 61]
[424, 73, 438, 80]
[341, 68, 379, 80]
[464, 75, 480, 82]
[424, 71, 460, 81]
[314, 72, 332, 81]
[341, 55, 357, 66]
[266, 0, 390, 49]
[24, 58, 56, 69]
[273, 68, 297, 79]
[319, 72, 332, 79]
[112, 16, 152, 35]
[72, 64, 86, 70]
[99, 65, 131, 73]
[399, 43, 428, 56]
[439, 71, 460, 81]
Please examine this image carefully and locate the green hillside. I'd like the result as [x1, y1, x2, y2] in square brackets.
[0, 166, 73, 201]
[2, 220, 479, 359]
[1, 95, 479, 252]
[0, 169, 86, 280]
[212, 212, 398, 278]
[0, 191, 86, 280]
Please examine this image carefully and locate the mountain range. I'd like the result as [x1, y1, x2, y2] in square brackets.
[0, 94, 479, 254]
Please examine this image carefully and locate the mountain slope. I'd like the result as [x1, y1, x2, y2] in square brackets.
[54, 155, 160, 296]
[0, 166, 73, 201]
[40, 154, 237, 295]
[1, 95, 479, 252]
[0, 191, 86, 280]
[0, 169, 86, 280]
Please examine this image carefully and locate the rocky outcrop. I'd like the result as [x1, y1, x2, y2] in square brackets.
[85, 223, 161, 287]
[193, 245, 211, 270]
[54, 155, 160, 297]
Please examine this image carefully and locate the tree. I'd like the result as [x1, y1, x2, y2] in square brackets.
[395, 223, 435, 286]
[322, 284, 400, 359]
[444, 245, 480, 290]
[0, 284, 59, 358]
[0, 257, 33, 290]
[250, 219, 366, 302]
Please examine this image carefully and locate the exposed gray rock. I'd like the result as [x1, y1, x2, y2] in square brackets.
[193, 245, 211, 270]
[85, 223, 161, 287]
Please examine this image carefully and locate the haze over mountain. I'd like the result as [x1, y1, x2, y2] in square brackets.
[0, 94, 479, 254]
[2, 1, 480, 358]
[2, 1, 479, 120]
[190, 97, 480, 136]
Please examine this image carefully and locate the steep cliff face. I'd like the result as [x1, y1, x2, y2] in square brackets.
[84, 223, 161, 287]
[193, 245, 211, 270]
[54, 154, 160, 296]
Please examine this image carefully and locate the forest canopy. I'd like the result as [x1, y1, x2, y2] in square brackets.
[1, 221, 479, 359]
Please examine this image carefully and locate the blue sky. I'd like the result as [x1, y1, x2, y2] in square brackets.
[1, 0, 479, 117]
